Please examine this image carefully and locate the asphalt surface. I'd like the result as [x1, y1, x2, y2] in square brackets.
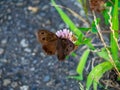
[0, 0, 85, 90]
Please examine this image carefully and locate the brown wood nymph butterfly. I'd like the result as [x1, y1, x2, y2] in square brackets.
[36, 29, 76, 61]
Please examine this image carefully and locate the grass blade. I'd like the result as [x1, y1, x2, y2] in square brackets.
[51, 0, 84, 38]
[86, 61, 113, 90]
[67, 75, 83, 80]
[110, 0, 119, 61]
[76, 49, 90, 80]
[97, 48, 110, 61]
[93, 81, 97, 90]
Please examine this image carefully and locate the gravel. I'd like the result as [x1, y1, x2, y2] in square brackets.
[20, 39, 29, 48]
[2, 0, 116, 89]
[0, 48, 4, 55]
[3, 79, 11, 86]
[0, 0, 83, 90]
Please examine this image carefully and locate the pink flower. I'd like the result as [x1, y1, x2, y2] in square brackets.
[56, 29, 73, 42]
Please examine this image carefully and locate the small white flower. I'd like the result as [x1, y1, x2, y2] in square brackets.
[56, 29, 73, 41]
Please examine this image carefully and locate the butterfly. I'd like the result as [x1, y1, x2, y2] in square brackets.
[36, 30, 75, 61]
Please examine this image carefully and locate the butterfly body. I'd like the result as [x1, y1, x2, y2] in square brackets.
[36, 30, 75, 61]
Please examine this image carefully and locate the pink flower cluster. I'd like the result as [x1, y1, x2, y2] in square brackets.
[56, 29, 73, 41]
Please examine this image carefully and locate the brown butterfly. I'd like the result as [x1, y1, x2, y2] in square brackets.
[36, 30, 75, 61]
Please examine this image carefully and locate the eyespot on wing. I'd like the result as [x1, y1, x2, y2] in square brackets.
[36, 30, 58, 44]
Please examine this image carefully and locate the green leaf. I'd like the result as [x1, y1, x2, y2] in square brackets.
[102, 10, 110, 25]
[70, 52, 77, 57]
[106, 0, 114, 6]
[78, 27, 91, 31]
[119, 1, 120, 7]
[115, 61, 120, 71]
[86, 61, 113, 90]
[93, 81, 97, 90]
[92, 18, 100, 26]
[91, 18, 100, 33]
[77, 0, 82, 4]
[91, 27, 98, 33]
[76, 49, 90, 80]
[67, 75, 83, 80]
[82, 38, 92, 44]
[97, 48, 110, 61]
[118, 76, 120, 81]
[51, 0, 84, 38]
[66, 52, 77, 59]
[75, 38, 95, 50]
[112, 0, 119, 30]
[110, 0, 119, 61]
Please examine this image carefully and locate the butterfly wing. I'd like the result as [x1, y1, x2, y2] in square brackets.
[42, 41, 57, 55]
[36, 30, 58, 55]
[56, 40, 65, 60]
[36, 30, 58, 44]
[57, 38, 75, 61]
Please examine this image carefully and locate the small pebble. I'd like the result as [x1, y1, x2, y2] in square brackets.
[0, 19, 3, 23]
[24, 48, 31, 53]
[9, 88, 14, 90]
[30, 67, 35, 71]
[0, 48, 4, 55]
[1, 39, 7, 45]
[46, 80, 55, 86]
[8, 16, 12, 20]
[21, 57, 28, 65]
[32, 52, 36, 56]
[43, 75, 50, 82]
[74, 2, 82, 8]
[45, 20, 51, 25]
[0, 28, 2, 32]
[0, 58, 7, 63]
[16, 2, 24, 7]
[3, 79, 11, 86]
[0, 69, 2, 75]
[80, 10, 85, 16]
[11, 82, 18, 88]
[83, 22, 89, 27]
[32, 0, 40, 4]
[42, 5, 49, 10]
[69, 70, 77, 76]
[7, 9, 11, 13]
[20, 39, 28, 47]
[32, 60, 37, 64]
[20, 85, 29, 90]
[36, 15, 42, 20]
[40, 52, 46, 57]
[28, 6, 39, 13]
[31, 86, 37, 90]
[48, 62, 54, 66]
